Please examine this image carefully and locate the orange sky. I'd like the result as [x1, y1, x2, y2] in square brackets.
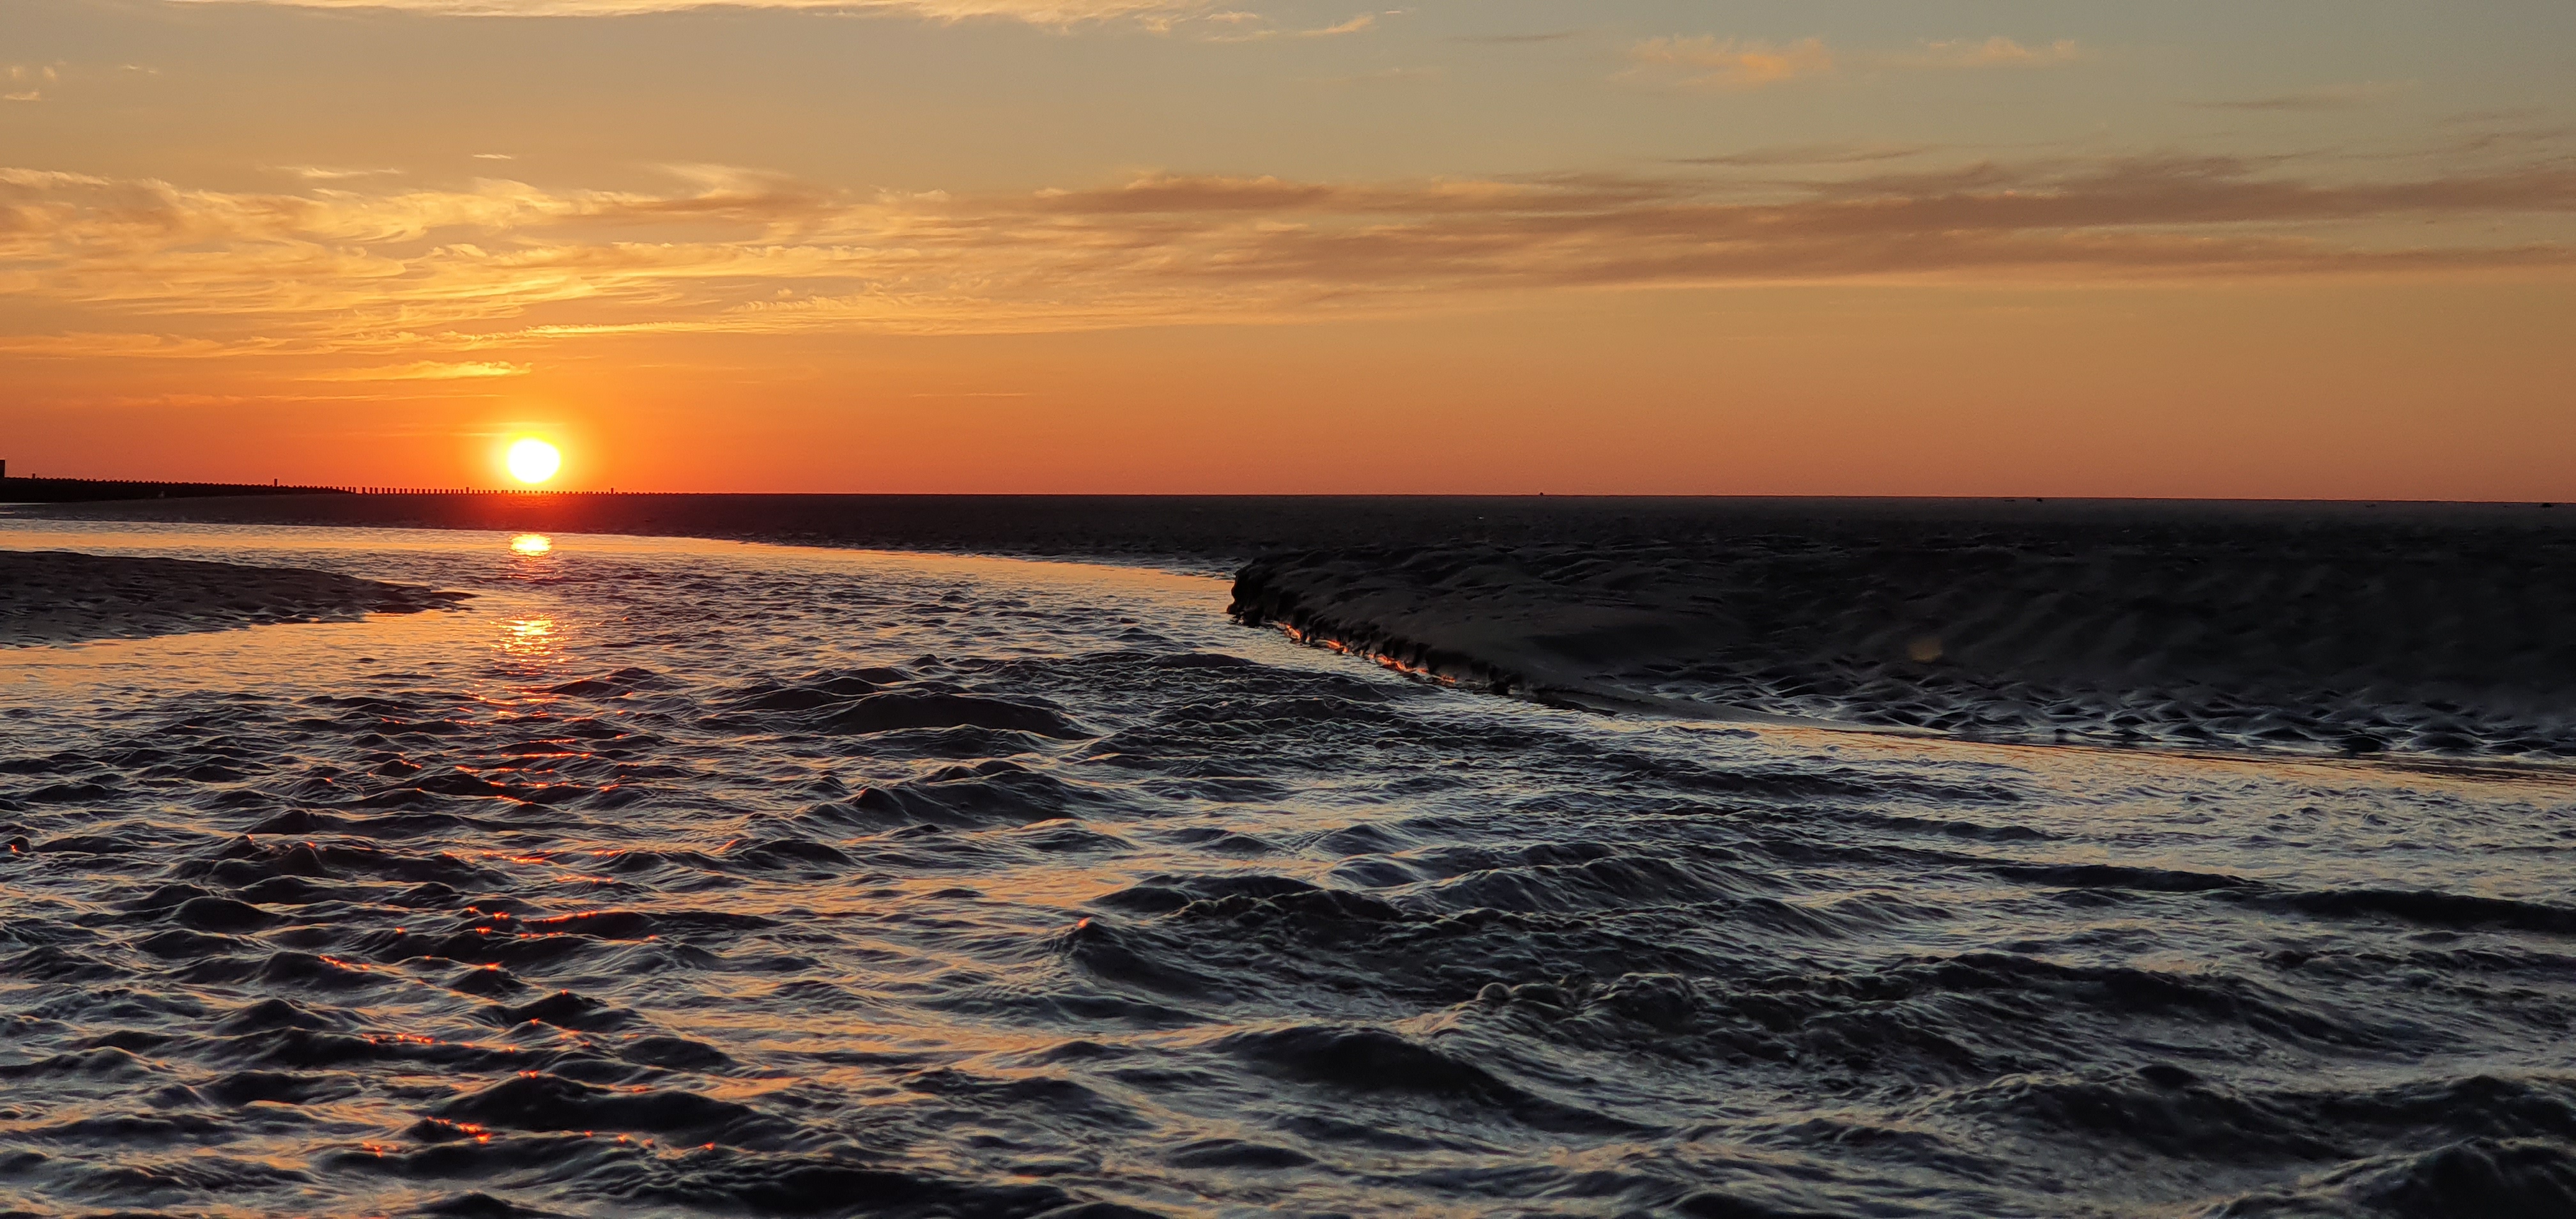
[3, 0, 2571, 495]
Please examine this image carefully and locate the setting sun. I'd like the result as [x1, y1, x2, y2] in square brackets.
[505, 438, 562, 485]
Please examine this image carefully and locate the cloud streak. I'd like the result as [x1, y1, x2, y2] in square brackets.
[1890, 37, 2085, 69]
[2193, 82, 2414, 112]
[168, 0, 1208, 22]
[1200, 11, 1382, 42]
[1678, 142, 1935, 167]
[1626, 36, 1834, 91]
[5, 63, 60, 102]
[322, 360, 533, 379]
[1, 154, 2568, 361]
[1626, 34, 2086, 91]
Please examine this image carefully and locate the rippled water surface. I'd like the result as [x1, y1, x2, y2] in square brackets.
[5, 521, 2576, 1218]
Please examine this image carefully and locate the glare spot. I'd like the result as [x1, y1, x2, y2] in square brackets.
[496, 617, 561, 663]
[510, 533, 554, 556]
[506, 438, 562, 484]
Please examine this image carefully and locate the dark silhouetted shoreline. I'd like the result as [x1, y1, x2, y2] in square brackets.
[0, 475, 354, 504]
[10, 491, 2569, 571]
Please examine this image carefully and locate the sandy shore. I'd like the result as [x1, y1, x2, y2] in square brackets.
[0, 549, 467, 647]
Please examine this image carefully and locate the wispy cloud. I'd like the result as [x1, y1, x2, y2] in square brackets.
[1452, 31, 1579, 45]
[0, 153, 2568, 362]
[1202, 10, 1382, 42]
[321, 360, 532, 379]
[0, 332, 279, 359]
[275, 165, 406, 181]
[5, 63, 61, 102]
[167, 0, 1209, 22]
[2193, 81, 2414, 112]
[1625, 36, 1833, 91]
[1626, 34, 2085, 91]
[1312, 65, 1443, 86]
[1680, 141, 1934, 167]
[1889, 36, 2085, 69]
[2443, 106, 2546, 126]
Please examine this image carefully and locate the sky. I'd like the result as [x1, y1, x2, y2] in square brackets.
[3, 0, 2571, 496]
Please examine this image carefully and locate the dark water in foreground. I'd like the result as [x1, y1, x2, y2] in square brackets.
[4, 522, 2575, 1218]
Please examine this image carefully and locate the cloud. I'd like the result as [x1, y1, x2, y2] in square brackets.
[2443, 107, 2547, 126]
[322, 360, 532, 379]
[1680, 142, 1933, 167]
[0, 332, 276, 359]
[276, 165, 406, 181]
[1300, 13, 1372, 36]
[1890, 37, 2084, 69]
[1201, 11, 1381, 42]
[0, 154, 2567, 358]
[1625, 36, 1833, 91]
[166, 0, 1207, 21]
[1315, 65, 1444, 86]
[4, 63, 61, 101]
[1452, 31, 1579, 45]
[2193, 81, 2414, 112]
[1627, 35, 2085, 91]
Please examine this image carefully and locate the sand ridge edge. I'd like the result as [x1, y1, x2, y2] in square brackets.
[0, 549, 472, 648]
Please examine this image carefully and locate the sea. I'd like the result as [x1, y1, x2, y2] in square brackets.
[3, 519, 2573, 1218]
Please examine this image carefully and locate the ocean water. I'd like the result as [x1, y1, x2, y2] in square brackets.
[4, 521, 2575, 1218]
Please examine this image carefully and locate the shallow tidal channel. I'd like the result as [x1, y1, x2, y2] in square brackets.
[4, 521, 2574, 1218]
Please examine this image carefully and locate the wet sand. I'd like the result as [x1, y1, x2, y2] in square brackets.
[1229, 528, 2576, 760]
[0, 549, 466, 647]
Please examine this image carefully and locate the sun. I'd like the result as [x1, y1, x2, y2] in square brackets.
[505, 438, 562, 485]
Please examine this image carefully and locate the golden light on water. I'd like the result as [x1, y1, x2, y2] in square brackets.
[505, 438, 562, 485]
[510, 533, 554, 556]
[495, 617, 561, 663]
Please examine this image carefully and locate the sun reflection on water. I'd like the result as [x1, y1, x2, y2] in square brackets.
[496, 617, 561, 664]
[510, 533, 554, 556]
